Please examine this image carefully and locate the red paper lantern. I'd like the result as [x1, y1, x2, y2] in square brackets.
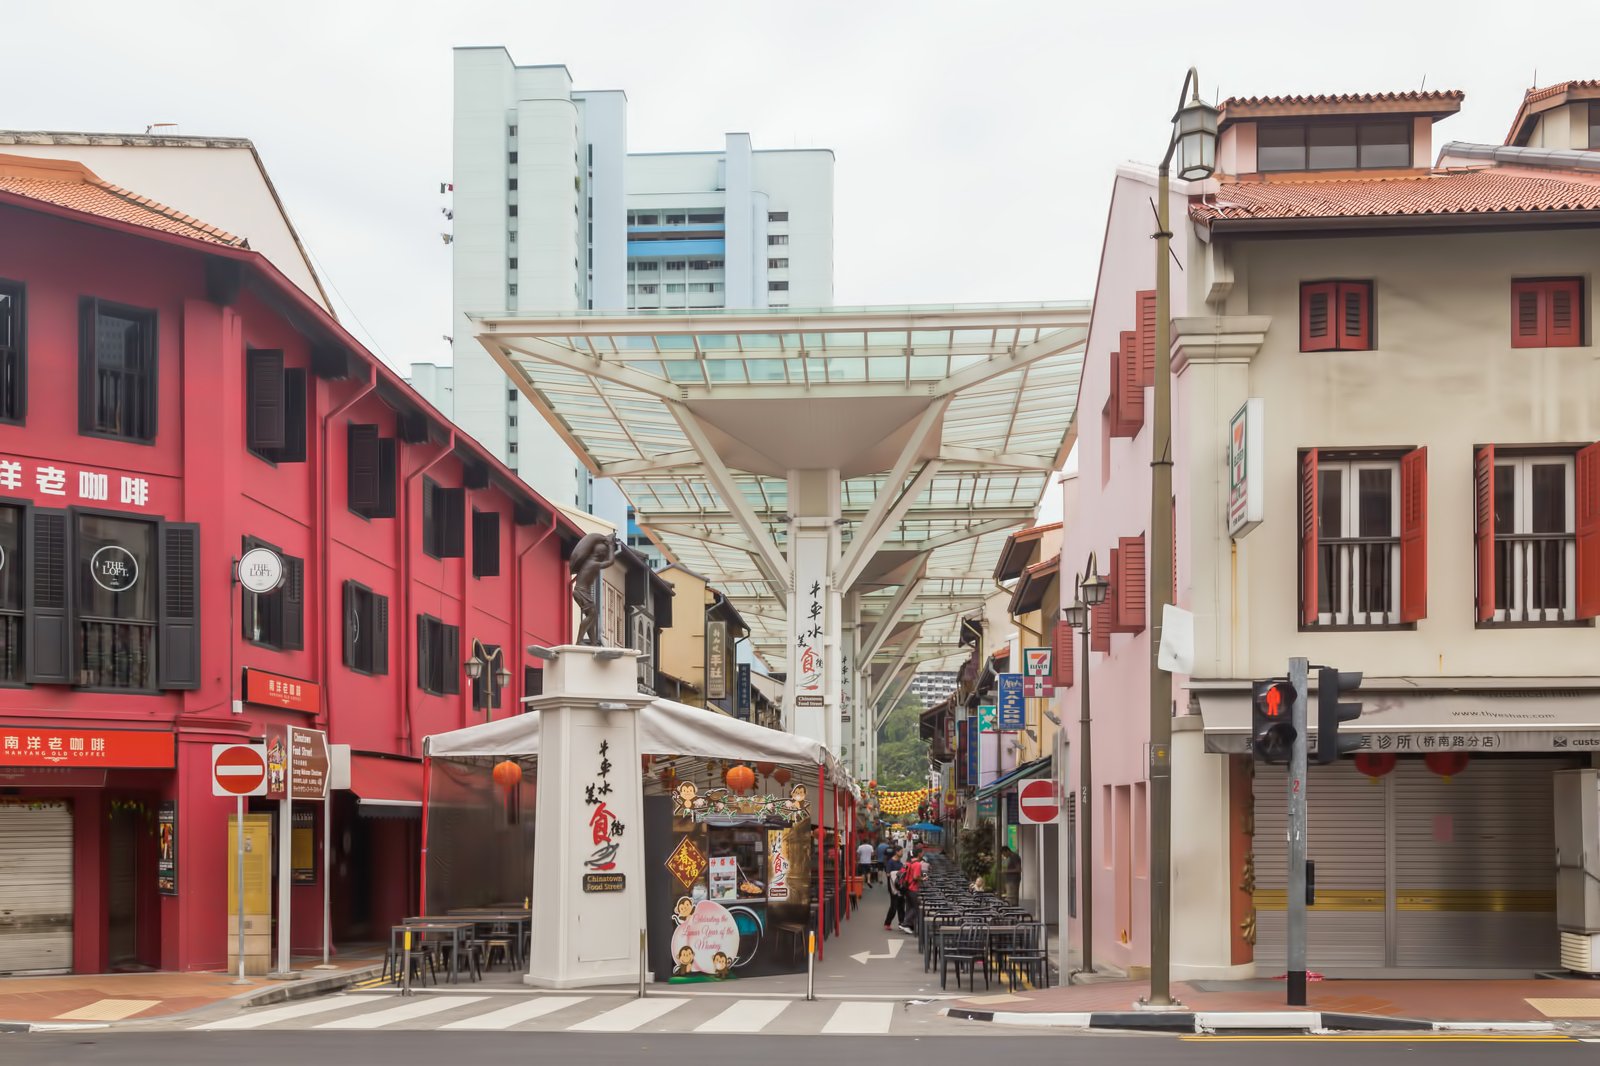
[727, 765, 756, 794]
[868, 779, 878, 790]
[1353, 752, 1397, 780]
[755, 761, 776, 777]
[492, 760, 523, 790]
[772, 767, 791, 787]
[1424, 752, 1470, 780]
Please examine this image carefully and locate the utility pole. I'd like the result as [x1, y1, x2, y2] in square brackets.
[1286, 657, 1310, 1007]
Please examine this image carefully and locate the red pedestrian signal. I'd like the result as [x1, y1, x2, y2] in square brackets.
[1251, 679, 1297, 763]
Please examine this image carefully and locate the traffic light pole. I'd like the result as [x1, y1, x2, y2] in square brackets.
[1286, 656, 1310, 1007]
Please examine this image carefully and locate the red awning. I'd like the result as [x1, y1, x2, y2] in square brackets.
[350, 753, 424, 814]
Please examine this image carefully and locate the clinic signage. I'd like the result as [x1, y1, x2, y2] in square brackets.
[1227, 398, 1265, 538]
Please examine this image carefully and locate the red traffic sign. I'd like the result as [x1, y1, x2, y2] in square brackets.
[212, 744, 268, 797]
[1018, 779, 1060, 824]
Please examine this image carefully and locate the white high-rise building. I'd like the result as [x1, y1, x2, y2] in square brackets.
[413, 47, 835, 523]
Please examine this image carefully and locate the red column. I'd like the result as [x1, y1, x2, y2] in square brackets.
[815, 762, 825, 961]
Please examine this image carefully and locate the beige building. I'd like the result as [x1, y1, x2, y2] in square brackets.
[656, 564, 754, 718]
[1066, 82, 1600, 980]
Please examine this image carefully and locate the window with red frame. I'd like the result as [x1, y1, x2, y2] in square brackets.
[1511, 278, 1584, 349]
[1301, 281, 1373, 352]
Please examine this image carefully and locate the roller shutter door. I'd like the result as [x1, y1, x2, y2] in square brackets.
[0, 801, 73, 975]
[1394, 757, 1561, 969]
[1253, 763, 1385, 971]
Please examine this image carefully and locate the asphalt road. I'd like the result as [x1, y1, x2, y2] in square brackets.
[2, 1032, 1593, 1065]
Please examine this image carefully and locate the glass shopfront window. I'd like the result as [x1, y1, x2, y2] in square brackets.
[75, 513, 156, 689]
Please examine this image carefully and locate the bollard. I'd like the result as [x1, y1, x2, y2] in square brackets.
[402, 929, 412, 997]
[806, 931, 816, 1001]
[638, 930, 647, 998]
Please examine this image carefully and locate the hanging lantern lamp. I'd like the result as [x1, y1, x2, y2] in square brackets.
[492, 760, 523, 790]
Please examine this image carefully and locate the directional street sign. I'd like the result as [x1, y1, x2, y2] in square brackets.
[212, 744, 268, 797]
[1017, 779, 1060, 824]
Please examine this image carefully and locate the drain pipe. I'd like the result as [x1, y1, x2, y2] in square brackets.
[317, 377, 375, 720]
[400, 431, 454, 752]
[513, 508, 561, 705]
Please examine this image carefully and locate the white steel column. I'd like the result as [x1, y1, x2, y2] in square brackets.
[785, 469, 843, 751]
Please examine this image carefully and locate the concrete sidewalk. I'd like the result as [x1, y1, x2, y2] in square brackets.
[0, 950, 382, 1031]
[944, 975, 1600, 1033]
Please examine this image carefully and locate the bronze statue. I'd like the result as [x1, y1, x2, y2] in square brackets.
[569, 532, 619, 646]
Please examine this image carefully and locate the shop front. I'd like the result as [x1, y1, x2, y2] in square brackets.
[0, 726, 176, 975]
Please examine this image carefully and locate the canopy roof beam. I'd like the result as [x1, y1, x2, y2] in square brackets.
[671, 405, 791, 601]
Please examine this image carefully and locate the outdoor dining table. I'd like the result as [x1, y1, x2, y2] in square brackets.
[396, 919, 476, 983]
[443, 910, 533, 968]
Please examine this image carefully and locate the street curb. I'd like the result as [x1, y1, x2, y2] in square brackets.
[0, 964, 383, 1034]
[941, 1006, 1557, 1035]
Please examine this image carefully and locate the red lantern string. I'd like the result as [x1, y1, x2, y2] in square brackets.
[1352, 752, 1397, 780]
[1423, 751, 1470, 781]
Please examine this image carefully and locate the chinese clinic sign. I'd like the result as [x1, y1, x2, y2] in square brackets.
[0, 727, 174, 768]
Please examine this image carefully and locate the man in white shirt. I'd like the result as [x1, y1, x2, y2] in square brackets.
[856, 840, 878, 886]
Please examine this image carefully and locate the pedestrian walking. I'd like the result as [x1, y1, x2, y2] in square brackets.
[899, 850, 924, 933]
[856, 839, 877, 887]
[882, 848, 906, 930]
[1001, 845, 1023, 905]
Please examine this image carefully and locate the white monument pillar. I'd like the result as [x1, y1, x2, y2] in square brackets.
[525, 645, 648, 989]
[785, 469, 842, 751]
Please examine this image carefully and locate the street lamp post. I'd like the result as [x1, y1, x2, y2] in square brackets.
[1064, 555, 1108, 980]
[1147, 68, 1220, 1007]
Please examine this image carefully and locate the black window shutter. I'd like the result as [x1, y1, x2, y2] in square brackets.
[342, 581, 358, 668]
[443, 489, 466, 558]
[279, 368, 307, 462]
[473, 511, 501, 577]
[24, 507, 69, 684]
[348, 424, 380, 514]
[247, 349, 286, 452]
[77, 298, 97, 433]
[422, 479, 438, 557]
[373, 593, 389, 675]
[158, 522, 201, 689]
[417, 615, 430, 690]
[376, 438, 397, 518]
[442, 623, 460, 694]
[283, 556, 304, 650]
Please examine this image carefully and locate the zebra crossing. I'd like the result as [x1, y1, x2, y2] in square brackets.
[187, 992, 958, 1035]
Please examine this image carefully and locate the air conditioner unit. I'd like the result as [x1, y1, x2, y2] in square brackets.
[1561, 933, 1600, 974]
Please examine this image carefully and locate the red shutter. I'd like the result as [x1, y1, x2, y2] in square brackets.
[1511, 282, 1545, 348]
[1336, 282, 1372, 351]
[1116, 535, 1147, 633]
[1399, 447, 1427, 623]
[1474, 446, 1496, 622]
[1090, 600, 1111, 653]
[1053, 620, 1075, 687]
[1576, 442, 1600, 620]
[1300, 450, 1318, 625]
[1107, 350, 1122, 438]
[1136, 290, 1157, 387]
[1116, 332, 1144, 434]
[1547, 278, 1583, 348]
[1300, 282, 1337, 352]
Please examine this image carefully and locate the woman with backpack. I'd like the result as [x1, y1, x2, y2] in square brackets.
[882, 847, 906, 931]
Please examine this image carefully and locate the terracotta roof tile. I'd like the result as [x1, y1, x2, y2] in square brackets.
[1221, 90, 1464, 109]
[0, 154, 244, 246]
[1505, 80, 1600, 145]
[1191, 167, 1600, 225]
[1521, 80, 1600, 107]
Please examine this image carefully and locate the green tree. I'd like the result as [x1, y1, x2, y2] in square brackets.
[874, 694, 929, 791]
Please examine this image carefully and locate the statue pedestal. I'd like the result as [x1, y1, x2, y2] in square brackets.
[525, 645, 649, 989]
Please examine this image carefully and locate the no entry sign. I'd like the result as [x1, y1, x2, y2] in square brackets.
[212, 744, 268, 797]
[1018, 779, 1060, 824]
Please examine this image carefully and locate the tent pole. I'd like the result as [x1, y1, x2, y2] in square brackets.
[419, 755, 431, 915]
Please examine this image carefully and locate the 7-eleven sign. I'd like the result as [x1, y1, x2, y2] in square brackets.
[1023, 648, 1054, 697]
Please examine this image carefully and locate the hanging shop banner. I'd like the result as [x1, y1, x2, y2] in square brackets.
[997, 674, 1026, 730]
[0, 727, 173, 768]
[965, 718, 979, 783]
[243, 667, 322, 715]
[706, 621, 728, 701]
[767, 829, 790, 901]
[736, 664, 752, 721]
[1227, 398, 1265, 539]
[791, 537, 828, 709]
[291, 806, 316, 885]
[264, 725, 330, 801]
[157, 800, 178, 895]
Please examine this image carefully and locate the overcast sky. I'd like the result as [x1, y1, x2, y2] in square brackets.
[5, 1, 1597, 370]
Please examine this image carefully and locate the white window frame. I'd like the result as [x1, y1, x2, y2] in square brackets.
[1315, 459, 1399, 625]
[1494, 454, 1576, 623]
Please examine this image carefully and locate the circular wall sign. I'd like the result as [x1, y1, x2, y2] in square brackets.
[90, 545, 140, 593]
[238, 546, 285, 594]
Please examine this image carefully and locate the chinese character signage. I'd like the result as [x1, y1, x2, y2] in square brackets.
[706, 621, 728, 701]
[157, 801, 178, 895]
[965, 718, 979, 782]
[792, 537, 827, 709]
[243, 668, 321, 714]
[998, 674, 1025, 730]
[583, 739, 625, 879]
[0, 454, 158, 510]
[736, 664, 752, 721]
[1227, 398, 1265, 538]
[0, 727, 173, 768]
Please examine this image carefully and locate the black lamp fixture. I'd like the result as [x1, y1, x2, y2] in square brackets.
[464, 657, 484, 682]
[1080, 551, 1110, 608]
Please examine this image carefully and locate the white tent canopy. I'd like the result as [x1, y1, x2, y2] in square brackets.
[423, 696, 853, 788]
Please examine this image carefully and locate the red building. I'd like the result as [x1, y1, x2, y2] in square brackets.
[0, 154, 580, 974]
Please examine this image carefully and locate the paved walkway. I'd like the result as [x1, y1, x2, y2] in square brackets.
[0, 951, 380, 1027]
[950, 976, 1600, 1026]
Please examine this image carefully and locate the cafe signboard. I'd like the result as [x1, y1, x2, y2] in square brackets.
[243, 667, 321, 714]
